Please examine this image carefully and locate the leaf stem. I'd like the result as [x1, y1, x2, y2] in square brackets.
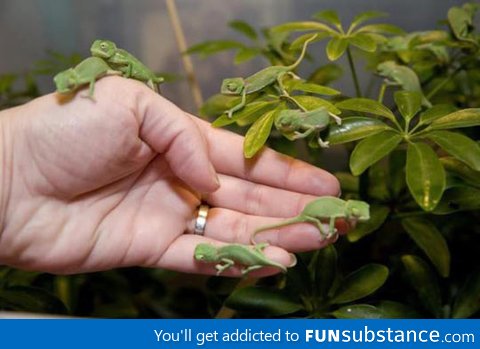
[346, 47, 362, 98]
[378, 82, 387, 103]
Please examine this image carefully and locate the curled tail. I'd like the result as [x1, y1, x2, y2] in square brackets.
[251, 217, 303, 244]
[287, 33, 318, 71]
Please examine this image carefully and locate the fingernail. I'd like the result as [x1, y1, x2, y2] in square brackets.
[288, 253, 297, 267]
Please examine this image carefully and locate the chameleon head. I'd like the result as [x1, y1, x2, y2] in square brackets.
[345, 200, 370, 223]
[274, 110, 299, 132]
[193, 243, 217, 262]
[90, 39, 117, 59]
[53, 69, 77, 93]
[220, 78, 244, 95]
[376, 60, 396, 75]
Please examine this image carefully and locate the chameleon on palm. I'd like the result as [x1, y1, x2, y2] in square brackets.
[221, 34, 318, 118]
[54, 56, 122, 99]
[90, 39, 164, 92]
[252, 197, 370, 242]
[275, 107, 342, 148]
[194, 243, 293, 276]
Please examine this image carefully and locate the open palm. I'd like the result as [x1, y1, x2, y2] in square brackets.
[0, 77, 341, 276]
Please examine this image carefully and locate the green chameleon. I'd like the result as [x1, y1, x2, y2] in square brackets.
[252, 197, 370, 241]
[377, 61, 432, 107]
[54, 56, 122, 99]
[275, 107, 342, 148]
[220, 34, 318, 118]
[90, 39, 164, 92]
[194, 243, 292, 276]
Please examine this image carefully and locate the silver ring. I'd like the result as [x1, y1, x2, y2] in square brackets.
[193, 204, 209, 235]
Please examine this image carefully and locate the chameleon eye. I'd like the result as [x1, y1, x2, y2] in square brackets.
[100, 43, 107, 49]
[227, 83, 236, 91]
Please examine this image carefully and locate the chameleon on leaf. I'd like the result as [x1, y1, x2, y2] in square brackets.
[54, 56, 122, 99]
[220, 34, 318, 118]
[90, 39, 164, 92]
[194, 242, 292, 276]
[377, 61, 432, 107]
[275, 107, 342, 148]
[252, 197, 370, 242]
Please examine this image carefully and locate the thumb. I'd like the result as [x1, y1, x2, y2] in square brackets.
[138, 93, 219, 193]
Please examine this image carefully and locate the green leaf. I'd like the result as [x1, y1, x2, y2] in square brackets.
[426, 130, 480, 171]
[290, 81, 340, 96]
[448, 6, 476, 42]
[225, 286, 304, 316]
[394, 91, 422, 122]
[440, 157, 480, 188]
[357, 24, 405, 35]
[311, 245, 338, 300]
[335, 172, 359, 193]
[243, 108, 277, 158]
[433, 187, 480, 214]
[0, 285, 68, 314]
[234, 47, 260, 64]
[290, 32, 329, 50]
[212, 101, 274, 127]
[271, 21, 336, 34]
[185, 40, 244, 57]
[326, 37, 348, 61]
[401, 255, 442, 317]
[401, 218, 450, 277]
[286, 256, 312, 297]
[376, 300, 421, 318]
[350, 131, 402, 176]
[327, 117, 391, 145]
[200, 94, 243, 118]
[291, 95, 341, 114]
[313, 10, 341, 28]
[428, 108, 480, 130]
[406, 142, 445, 211]
[388, 150, 407, 198]
[308, 63, 343, 85]
[348, 33, 377, 52]
[349, 11, 388, 31]
[332, 304, 383, 319]
[452, 270, 480, 318]
[228, 20, 257, 40]
[348, 205, 390, 242]
[336, 98, 396, 122]
[331, 264, 389, 304]
[419, 104, 457, 125]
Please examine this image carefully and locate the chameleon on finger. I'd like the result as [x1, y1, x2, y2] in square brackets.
[252, 197, 370, 242]
[275, 107, 342, 148]
[90, 39, 164, 93]
[220, 34, 318, 118]
[194, 242, 294, 276]
[53, 56, 122, 99]
[377, 61, 432, 107]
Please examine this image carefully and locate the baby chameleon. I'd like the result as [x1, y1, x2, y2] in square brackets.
[252, 197, 370, 242]
[221, 33, 318, 118]
[275, 107, 342, 148]
[194, 243, 293, 276]
[377, 61, 432, 107]
[54, 56, 122, 99]
[90, 39, 164, 93]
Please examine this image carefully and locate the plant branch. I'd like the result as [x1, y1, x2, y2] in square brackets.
[165, 0, 204, 111]
[346, 47, 362, 98]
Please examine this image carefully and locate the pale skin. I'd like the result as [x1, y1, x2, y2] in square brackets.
[0, 77, 343, 278]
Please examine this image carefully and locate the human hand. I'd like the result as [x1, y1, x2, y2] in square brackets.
[0, 77, 341, 276]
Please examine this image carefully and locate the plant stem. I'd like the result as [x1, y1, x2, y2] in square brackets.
[346, 47, 362, 98]
[391, 210, 431, 219]
[378, 83, 387, 103]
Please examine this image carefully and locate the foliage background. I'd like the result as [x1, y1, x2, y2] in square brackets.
[0, 1, 479, 318]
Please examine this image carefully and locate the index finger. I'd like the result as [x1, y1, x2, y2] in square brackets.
[192, 116, 340, 197]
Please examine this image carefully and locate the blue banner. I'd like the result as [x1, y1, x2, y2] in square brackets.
[0, 319, 478, 348]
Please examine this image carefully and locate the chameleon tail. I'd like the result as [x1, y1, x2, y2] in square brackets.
[251, 217, 304, 244]
[287, 33, 318, 71]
